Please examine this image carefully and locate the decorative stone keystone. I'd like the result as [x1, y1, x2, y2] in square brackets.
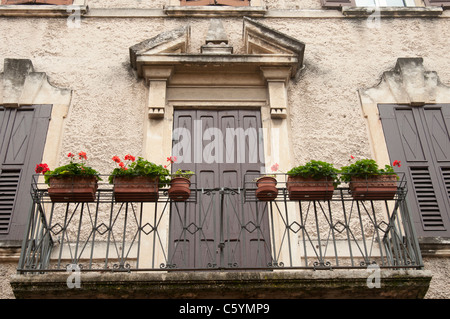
[201, 19, 233, 54]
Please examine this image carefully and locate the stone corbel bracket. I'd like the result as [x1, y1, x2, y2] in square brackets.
[260, 67, 291, 119]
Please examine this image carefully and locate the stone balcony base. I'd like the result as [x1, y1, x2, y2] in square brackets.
[10, 269, 431, 299]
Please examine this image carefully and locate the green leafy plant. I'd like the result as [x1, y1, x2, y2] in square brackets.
[109, 154, 170, 187]
[286, 160, 340, 186]
[254, 163, 281, 181]
[36, 152, 101, 185]
[339, 158, 399, 183]
[173, 169, 195, 179]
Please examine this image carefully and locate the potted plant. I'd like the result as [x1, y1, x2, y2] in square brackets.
[109, 154, 170, 202]
[286, 160, 339, 200]
[35, 152, 101, 202]
[169, 169, 194, 201]
[255, 163, 279, 201]
[164, 156, 194, 201]
[340, 158, 400, 200]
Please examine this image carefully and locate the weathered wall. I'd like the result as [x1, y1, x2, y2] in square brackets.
[1, 16, 449, 174]
[0, 262, 16, 299]
[422, 257, 450, 299]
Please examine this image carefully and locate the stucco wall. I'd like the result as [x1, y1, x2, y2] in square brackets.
[422, 257, 450, 299]
[0, 263, 16, 299]
[1, 2, 449, 299]
[1, 16, 449, 174]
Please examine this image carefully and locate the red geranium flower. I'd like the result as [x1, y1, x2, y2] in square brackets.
[112, 156, 121, 163]
[78, 151, 87, 160]
[35, 163, 50, 174]
[166, 156, 177, 164]
[393, 160, 401, 167]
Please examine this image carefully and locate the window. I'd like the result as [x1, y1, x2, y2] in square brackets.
[180, 0, 250, 6]
[321, 0, 450, 8]
[1, 1, 73, 4]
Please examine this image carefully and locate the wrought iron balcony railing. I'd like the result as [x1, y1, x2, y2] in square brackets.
[17, 173, 424, 274]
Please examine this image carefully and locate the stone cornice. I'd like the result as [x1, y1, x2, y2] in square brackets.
[2, 5, 448, 19]
[0, 0, 87, 17]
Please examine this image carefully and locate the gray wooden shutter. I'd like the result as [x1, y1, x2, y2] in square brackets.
[423, 0, 450, 8]
[379, 104, 450, 238]
[0, 105, 52, 242]
[169, 109, 271, 269]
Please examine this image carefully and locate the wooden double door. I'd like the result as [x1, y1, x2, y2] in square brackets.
[168, 109, 272, 269]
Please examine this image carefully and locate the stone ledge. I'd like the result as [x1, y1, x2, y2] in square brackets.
[419, 237, 450, 257]
[342, 6, 444, 18]
[10, 269, 432, 299]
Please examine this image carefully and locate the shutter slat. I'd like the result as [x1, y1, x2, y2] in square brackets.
[0, 169, 21, 235]
[442, 167, 450, 199]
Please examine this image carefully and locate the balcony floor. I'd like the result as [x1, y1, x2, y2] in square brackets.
[10, 269, 431, 299]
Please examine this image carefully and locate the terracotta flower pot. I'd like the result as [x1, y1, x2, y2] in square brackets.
[255, 176, 278, 201]
[287, 176, 334, 201]
[349, 175, 398, 200]
[168, 177, 191, 201]
[113, 176, 159, 202]
[48, 175, 98, 202]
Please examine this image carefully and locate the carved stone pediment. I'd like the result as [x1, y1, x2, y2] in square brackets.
[1, 58, 71, 108]
[359, 58, 450, 107]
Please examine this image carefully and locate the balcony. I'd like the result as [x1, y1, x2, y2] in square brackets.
[10, 174, 431, 299]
